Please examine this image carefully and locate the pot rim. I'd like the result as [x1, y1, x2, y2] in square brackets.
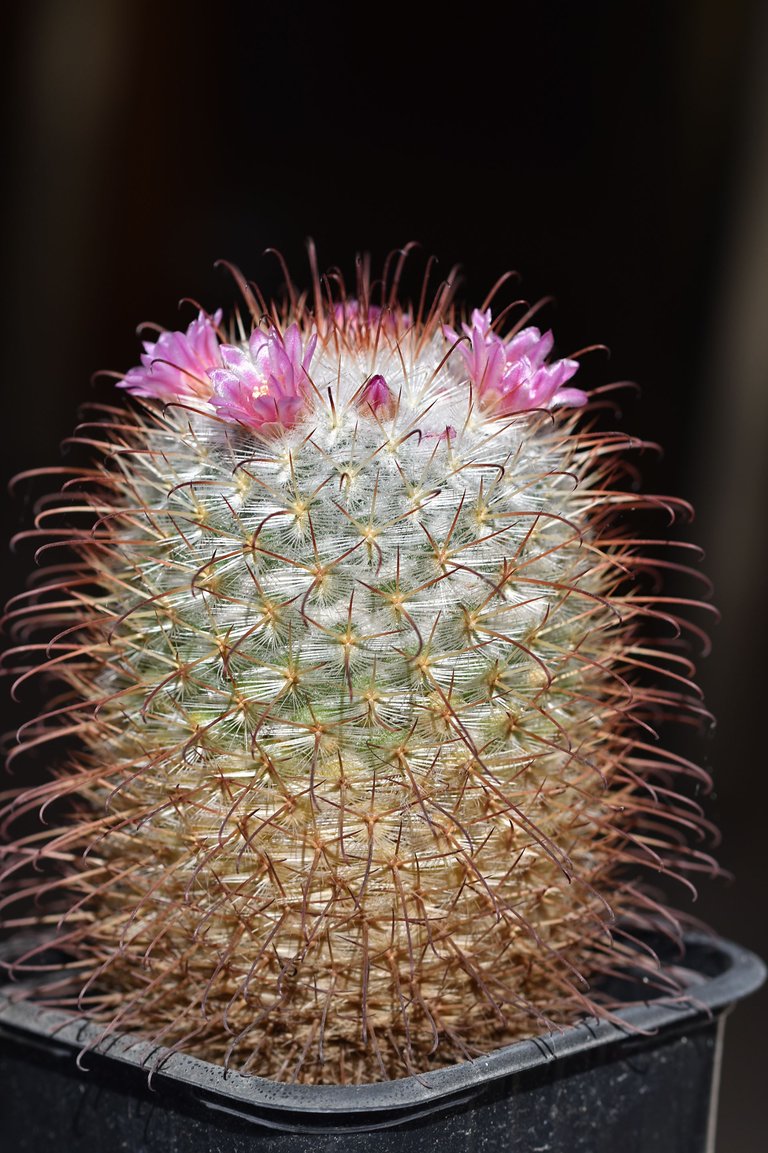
[0, 930, 764, 1125]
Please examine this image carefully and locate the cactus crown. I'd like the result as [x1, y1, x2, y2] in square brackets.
[1, 253, 715, 1083]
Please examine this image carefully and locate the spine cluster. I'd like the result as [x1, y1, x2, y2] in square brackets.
[0, 258, 715, 1083]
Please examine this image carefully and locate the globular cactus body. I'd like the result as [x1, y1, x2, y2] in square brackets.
[1, 258, 713, 1083]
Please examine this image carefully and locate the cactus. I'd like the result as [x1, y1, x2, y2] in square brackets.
[0, 253, 715, 1084]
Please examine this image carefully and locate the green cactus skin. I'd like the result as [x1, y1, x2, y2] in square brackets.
[0, 260, 716, 1083]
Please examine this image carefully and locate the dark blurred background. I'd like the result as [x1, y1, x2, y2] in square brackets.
[1, 1, 766, 1147]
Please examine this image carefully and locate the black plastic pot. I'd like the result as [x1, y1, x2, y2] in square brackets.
[0, 932, 763, 1153]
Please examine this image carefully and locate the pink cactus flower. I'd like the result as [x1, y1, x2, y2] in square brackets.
[208, 324, 317, 430]
[444, 309, 587, 415]
[120, 310, 223, 401]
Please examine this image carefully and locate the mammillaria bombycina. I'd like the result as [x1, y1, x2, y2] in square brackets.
[0, 252, 715, 1084]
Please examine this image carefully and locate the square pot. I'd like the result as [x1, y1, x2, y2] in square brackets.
[0, 932, 763, 1152]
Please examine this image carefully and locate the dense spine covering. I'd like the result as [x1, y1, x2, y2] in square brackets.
[0, 256, 716, 1083]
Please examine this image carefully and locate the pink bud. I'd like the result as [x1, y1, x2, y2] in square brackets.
[358, 374, 392, 414]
